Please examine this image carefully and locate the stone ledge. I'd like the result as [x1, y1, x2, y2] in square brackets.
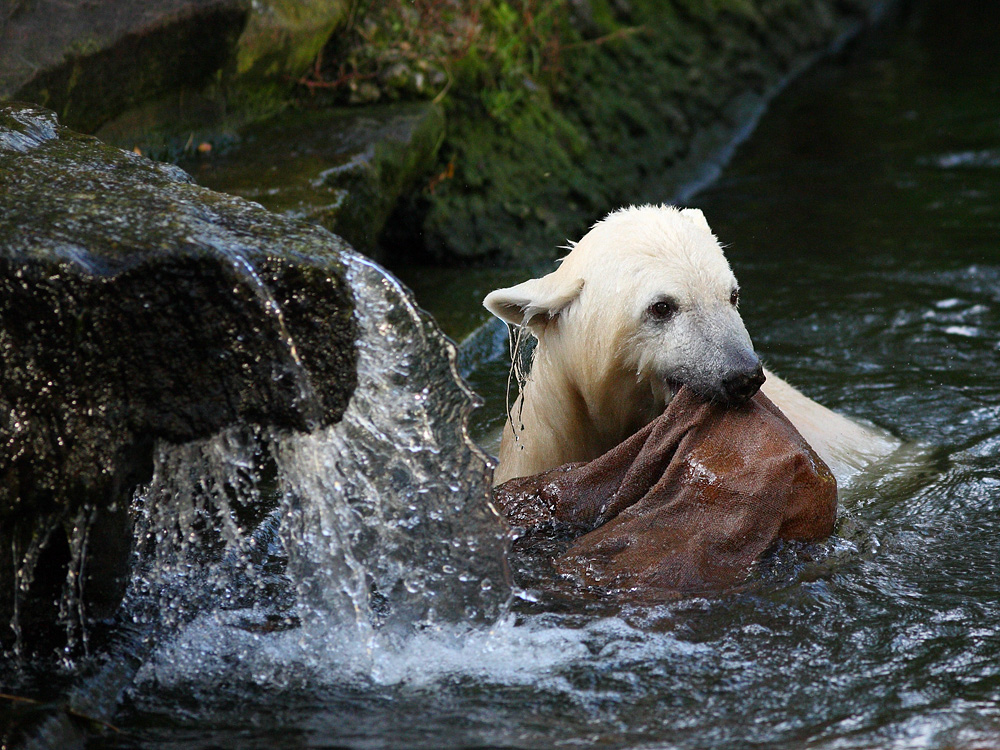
[0, 103, 357, 650]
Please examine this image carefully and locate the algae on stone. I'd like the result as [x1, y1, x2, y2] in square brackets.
[324, 0, 884, 265]
[235, 0, 351, 80]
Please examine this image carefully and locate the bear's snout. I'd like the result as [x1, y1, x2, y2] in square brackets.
[720, 360, 766, 405]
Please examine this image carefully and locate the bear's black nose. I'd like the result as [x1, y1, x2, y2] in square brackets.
[721, 362, 766, 405]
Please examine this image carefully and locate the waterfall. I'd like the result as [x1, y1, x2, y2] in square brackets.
[126, 250, 512, 672]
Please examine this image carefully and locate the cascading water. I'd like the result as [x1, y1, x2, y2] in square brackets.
[123, 249, 512, 691]
[271, 254, 512, 649]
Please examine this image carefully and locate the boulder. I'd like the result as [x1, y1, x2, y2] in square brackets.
[181, 102, 445, 258]
[0, 0, 349, 134]
[0, 103, 357, 649]
[413, 0, 891, 264]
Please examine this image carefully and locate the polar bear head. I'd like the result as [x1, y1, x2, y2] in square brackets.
[484, 204, 765, 407]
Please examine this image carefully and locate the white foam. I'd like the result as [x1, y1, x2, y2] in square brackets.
[134, 605, 709, 697]
[928, 149, 1000, 169]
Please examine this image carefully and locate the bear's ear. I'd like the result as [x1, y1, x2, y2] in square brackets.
[483, 275, 585, 329]
[680, 207, 713, 234]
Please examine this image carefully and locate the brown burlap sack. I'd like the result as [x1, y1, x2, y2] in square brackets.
[493, 387, 837, 600]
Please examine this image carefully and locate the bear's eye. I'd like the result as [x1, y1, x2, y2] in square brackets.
[729, 288, 740, 307]
[647, 298, 679, 321]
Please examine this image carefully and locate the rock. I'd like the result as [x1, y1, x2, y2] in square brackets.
[0, 103, 357, 650]
[181, 102, 446, 258]
[0, 0, 349, 135]
[235, 0, 350, 83]
[412, 0, 891, 264]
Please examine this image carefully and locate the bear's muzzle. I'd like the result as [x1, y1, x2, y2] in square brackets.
[720, 359, 766, 405]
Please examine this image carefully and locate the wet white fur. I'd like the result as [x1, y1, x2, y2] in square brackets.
[484, 205, 899, 486]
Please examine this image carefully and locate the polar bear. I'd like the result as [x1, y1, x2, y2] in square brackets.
[483, 204, 899, 487]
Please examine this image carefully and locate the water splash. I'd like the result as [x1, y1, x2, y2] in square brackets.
[126, 250, 511, 672]
[227, 253, 324, 429]
[273, 253, 511, 640]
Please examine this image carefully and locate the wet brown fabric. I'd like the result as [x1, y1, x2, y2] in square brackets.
[494, 387, 837, 600]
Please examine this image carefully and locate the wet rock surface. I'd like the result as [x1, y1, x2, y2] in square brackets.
[1, 0, 898, 270]
[181, 102, 445, 259]
[0, 103, 357, 649]
[0, 0, 349, 134]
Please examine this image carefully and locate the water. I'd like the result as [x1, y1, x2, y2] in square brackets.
[122, 248, 511, 654]
[40, 0, 1000, 746]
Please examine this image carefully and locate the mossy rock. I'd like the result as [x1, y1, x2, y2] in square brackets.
[235, 0, 351, 81]
[0, 0, 349, 139]
[182, 102, 446, 259]
[408, 0, 886, 265]
[0, 103, 358, 651]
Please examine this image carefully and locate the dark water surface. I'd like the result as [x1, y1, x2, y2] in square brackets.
[103, 1, 1000, 748]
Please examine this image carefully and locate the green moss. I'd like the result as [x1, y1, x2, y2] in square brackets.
[379, 0, 883, 264]
[235, 0, 351, 79]
[413, 82, 587, 262]
[224, 80, 295, 124]
[64, 35, 104, 58]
